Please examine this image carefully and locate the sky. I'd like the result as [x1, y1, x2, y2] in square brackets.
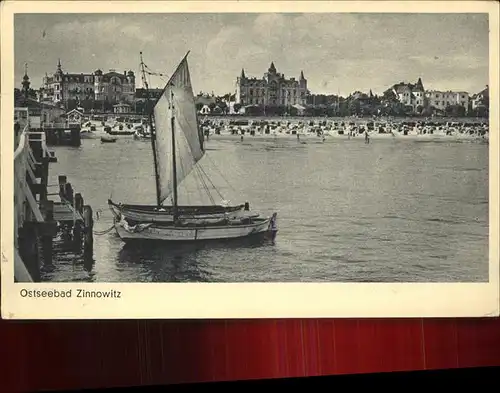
[14, 12, 489, 96]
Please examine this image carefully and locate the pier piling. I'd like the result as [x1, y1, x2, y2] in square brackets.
[14, 111, 95, 282]
[18, 225, 41, 282]
[74, 193, 84, 215]
[58, 175, 67, 199]
[73, 221, 83, 253]
[83, 205, 94, 262]
[40, 200, 55, 268]
[64, 183, 74, 206]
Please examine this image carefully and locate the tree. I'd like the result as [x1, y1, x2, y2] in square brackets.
[79, 98, 93, 112]
[217, 100, 228, 114]
[382, 89, 397, 102]
[233, 103, 242, 113]
[445, 104, 466, 117]
[348, 99, 361, 115]
[422, 105, 435, 117]
[14, 87, 37, 101]
[14, 88, 22, 102]
[338, 100, 349, 116]
[66, 99, 78, 111]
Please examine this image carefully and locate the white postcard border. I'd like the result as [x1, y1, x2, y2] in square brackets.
[1, 1, 498, 319]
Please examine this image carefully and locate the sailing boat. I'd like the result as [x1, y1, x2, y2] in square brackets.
[108, 52, 273, 242]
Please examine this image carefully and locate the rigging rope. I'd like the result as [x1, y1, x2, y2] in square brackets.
[143, 63, 170, 85]
[194, 164, 216, 205]
[59, 196, 115, 236]
[196, 164, 225, 201]
[170, 94, 217, 205]
[192, 166, 207, 204]
[204, 152, 238, 194]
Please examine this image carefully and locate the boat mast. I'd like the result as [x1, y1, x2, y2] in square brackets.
[170, 90, 179, 221]
[140, 52, 162, 207]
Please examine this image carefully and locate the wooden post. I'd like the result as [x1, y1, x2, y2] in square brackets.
[72, 193, 83, 253]
[25, 165, 35, 196]
[44, 129, 50, 145]
[83, 205, 94, 267]
[73, 221, 83, 253]
[41, 200, 54, 267]
[18, 225, 40, 282]
[64, 182, 75, 244]
[29, 138, 43, 162]
[64, 183, 74, 205]
[58, 175, 72, 243]
[39, 157, 50, 202]
[74, 193, 84, 215]
[58, 175, 67, 202]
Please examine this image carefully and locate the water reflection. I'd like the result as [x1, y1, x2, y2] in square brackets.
[46, 138, 489, 283]
[116, 234, 272, 282]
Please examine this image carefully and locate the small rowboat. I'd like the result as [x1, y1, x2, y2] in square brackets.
[101, 135, 117, 143]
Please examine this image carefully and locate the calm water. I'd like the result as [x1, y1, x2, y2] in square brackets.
[41, 136, 489, 283]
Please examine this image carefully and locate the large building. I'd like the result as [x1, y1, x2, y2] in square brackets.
[390, 78, 426, 112]
[235, 62, 308, 107]
[425, 90, 470, 113]
[471, 86, 488, 110]
[40, 60, 136, 106]
[15, 65, 66, 129]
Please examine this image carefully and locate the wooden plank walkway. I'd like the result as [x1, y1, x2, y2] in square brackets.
[53, 202, 83, 222]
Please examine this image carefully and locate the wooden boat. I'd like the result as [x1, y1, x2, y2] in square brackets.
[108, 199, 250, 224]
[113, 215, 271, 242]
[101, 135, 117, 143]
[107, 129, 136, 136]
[109, 51, 273, 242]
[133, 125, 152, 140]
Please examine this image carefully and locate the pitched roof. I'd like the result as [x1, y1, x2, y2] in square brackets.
[392, 79, 425, 94]
[15, 97, 60, 110]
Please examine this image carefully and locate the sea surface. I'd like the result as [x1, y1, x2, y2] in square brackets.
[41, 136, 489, 283]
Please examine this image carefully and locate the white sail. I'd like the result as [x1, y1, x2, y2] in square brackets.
[153, 54, 204, 204]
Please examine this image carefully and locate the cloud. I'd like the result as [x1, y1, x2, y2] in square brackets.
[409, 55, 487, 71]
[50, 16, 155, 44]
[14, 13, 489, 96]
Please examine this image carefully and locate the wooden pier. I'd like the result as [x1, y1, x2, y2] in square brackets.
[14, 122, 93, 282]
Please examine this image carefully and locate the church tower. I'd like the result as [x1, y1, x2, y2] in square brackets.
[22, 63, 30, 99]
[54, 59, 64, 102]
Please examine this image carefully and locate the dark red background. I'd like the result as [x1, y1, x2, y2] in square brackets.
[2, 317, 500, 392]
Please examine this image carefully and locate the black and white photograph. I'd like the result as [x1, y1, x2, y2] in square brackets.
[2, 1, 498, 319]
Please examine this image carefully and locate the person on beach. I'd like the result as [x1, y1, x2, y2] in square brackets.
[268, 212, 278, 244]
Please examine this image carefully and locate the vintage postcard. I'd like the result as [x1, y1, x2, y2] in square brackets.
[1, 1, 498, 319]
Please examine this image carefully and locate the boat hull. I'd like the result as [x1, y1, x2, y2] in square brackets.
[101, 136, 117, 143]
[113, 218, 271, 242]
[108, 199, 247, 224]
